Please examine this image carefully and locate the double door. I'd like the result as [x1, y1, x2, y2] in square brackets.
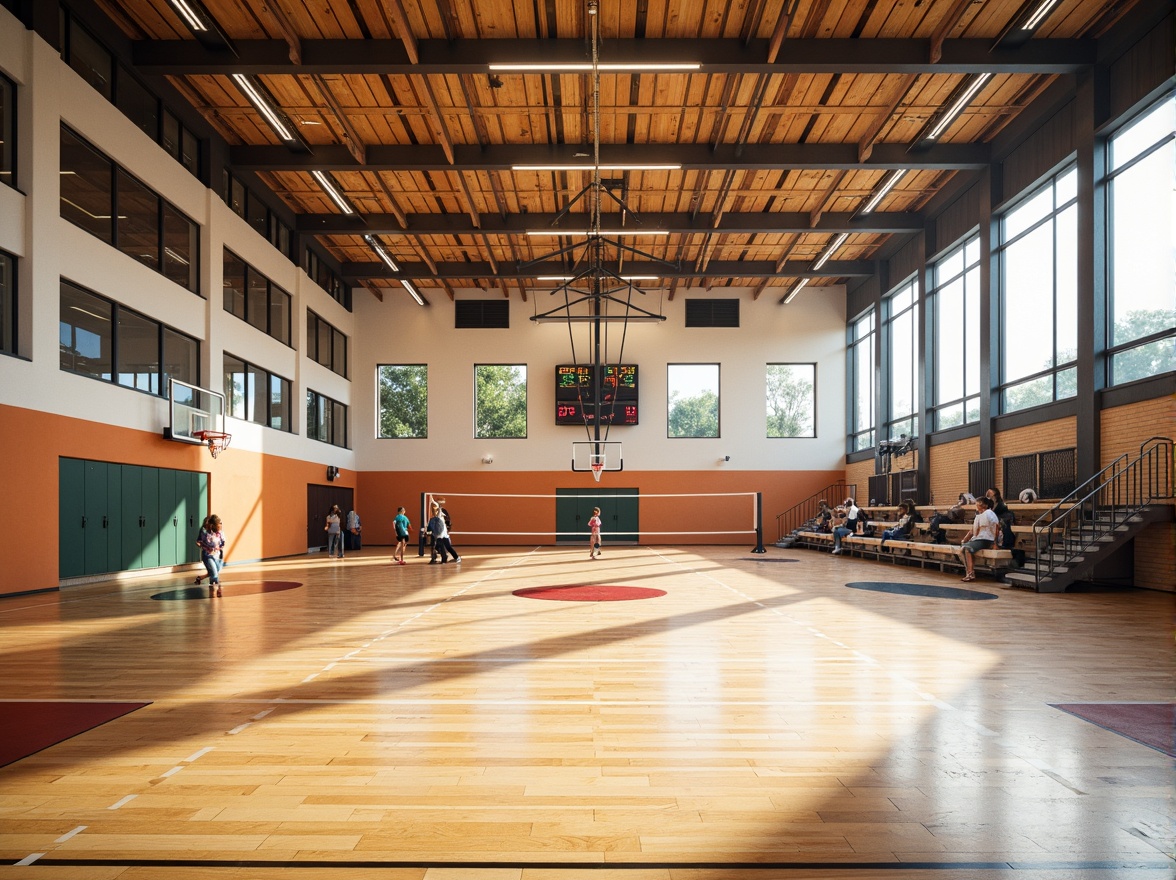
[60, 459, 207, 578]
[555, 488, 639, 544]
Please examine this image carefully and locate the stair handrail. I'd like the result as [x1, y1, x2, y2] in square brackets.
[775, 481, 857, 541]
[1028, 437, 1172, 589]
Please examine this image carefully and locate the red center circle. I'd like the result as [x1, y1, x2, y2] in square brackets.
[513, 585, 666, 601]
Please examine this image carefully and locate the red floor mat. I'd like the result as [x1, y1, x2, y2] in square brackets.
[0, 701, 150, 768]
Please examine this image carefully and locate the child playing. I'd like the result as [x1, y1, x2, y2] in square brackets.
[588, 507, 602, 559]
[393, 507, 411, 565]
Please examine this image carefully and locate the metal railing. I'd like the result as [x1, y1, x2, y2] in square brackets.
[775, 481, 857, 541]
[1029, 437, 1173, 589]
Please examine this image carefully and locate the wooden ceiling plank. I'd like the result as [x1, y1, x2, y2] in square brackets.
[260, 0, 303, 64]
[930, 0, 977, 63]
[307, 74, 366, 164]
[385, 0, 420, 63]
[857, 72, 917, 162]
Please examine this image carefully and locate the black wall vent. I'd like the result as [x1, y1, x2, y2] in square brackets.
[455, 299, 510, 329]
[686, 298, 739, 327]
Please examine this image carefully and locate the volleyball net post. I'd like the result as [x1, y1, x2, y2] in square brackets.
[753, 491, 766, 553]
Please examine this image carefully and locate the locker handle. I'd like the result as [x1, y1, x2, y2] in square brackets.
[102, 515, 108, 528]
[81, 516, 86, 528]
[173, 516, 178, 527]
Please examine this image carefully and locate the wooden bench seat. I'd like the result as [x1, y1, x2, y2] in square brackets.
[791, 530, 1017, 577]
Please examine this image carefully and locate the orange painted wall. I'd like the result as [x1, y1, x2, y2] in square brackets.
[1, 403, 356, 596]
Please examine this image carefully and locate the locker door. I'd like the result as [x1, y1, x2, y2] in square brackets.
[178, 471, 202, 563]
[157, 469, 178, 567]
[106, 462, 122, 571]
[83, 461, 109, 575]
[193, 472, 209, 563]
[606, 490, 639, 543]
[121, 465, 144, 570]
[140, 467, 160, 569]
[59, 458, 87, 578]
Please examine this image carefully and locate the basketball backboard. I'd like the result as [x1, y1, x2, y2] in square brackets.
[164, 378, 226, 445]
[572, 440, 624, 474]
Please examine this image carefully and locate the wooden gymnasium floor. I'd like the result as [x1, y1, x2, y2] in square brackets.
[0, 545, 1172, 880]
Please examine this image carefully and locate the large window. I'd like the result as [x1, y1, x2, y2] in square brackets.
[930, 235, 981, 430]
[848, 310, 875, 452]
[222, 249, 291, 345]
[667, 364, 719, 438]
[0, 73, 14, 190]
[378, 365, 428, 438]
[0, 250, 13, 356]
[224, 354, 293, 432]
[304, 247, 349, 308]
[60, 127, 199, 293]
[766, 364, 815, 438]
[885, 278, 918, 440]
[60, 280, 198, 393]
[475, 365, 527, 439]
[307, 310, 348, 377]
[998, 166, 1078, 412]
[307, 390, 348, 447]
[1107, 96, 1176, 385]
[223, 171, 294, 260]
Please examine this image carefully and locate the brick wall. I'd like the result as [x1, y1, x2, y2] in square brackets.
[1102, 397, 1175, 593]
[928, 436, 980, 507]
[845, 459, 874, 504]
[993, 416, 1077, 491]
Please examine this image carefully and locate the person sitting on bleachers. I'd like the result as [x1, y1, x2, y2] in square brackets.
[880, 499, 921, 549]
[958, 496, 999, 582]
[831, 497, 862, 555]
[928, 492, 975, 544]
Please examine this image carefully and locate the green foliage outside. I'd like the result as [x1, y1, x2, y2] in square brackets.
[476, 365, 527, 438]
[766, 364, 815, 438]
[378, 364, 428, 438]
[668, 390, 719, 438]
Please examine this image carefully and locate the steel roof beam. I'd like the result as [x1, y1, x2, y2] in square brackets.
[338, 259, 875, 281]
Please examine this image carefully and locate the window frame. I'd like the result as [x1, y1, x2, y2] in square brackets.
[307, 388, 348, 447]
[0, 72, 15, 192]
[222, 248, 292, 346]
[847, 309, 875, 453]
[765, 363, 816, 439]
[377, 364, 429, 439]
[0, 249, 15, 357]
[224, 352, 293, 432]
[929, 234, 982, 431]
[883, 277, 919, 442]
[474, 363, 528, 439]
[666, 363, 721, 439]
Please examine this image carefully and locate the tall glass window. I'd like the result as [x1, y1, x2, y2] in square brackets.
[885, 278, 919, 440]
[307, 310, 348, 378]
[378, 364, 428, 438]
[224, 353, 292, 432]
[222, 249, 291, 345]
[998, 166, 1078, 412]
[848, 310, 875, 452]
[766, 364, 815, 438]
[115, 170, 161, 273]
[667, 364, 719, 438]
[0, 73, 14, 190]
[0, 250, 14, 356]
[60, 127, 114, 244]
[308, 390, 348, 447]
[1107, 96, 1176, 384]
[931, 235, 981, 430]
[475, 365, 527, 439]
[60, 281, 197, 392]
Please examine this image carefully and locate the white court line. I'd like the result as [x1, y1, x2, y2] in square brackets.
[14, 853, 44, 865]
[251, 708, 274, 721]
[183, 747, 214, 762]
[227, 722, 252, 734]
[108, 795, 136, 810]
[54, 826, 86, 843]
[160, 766, 184, 778]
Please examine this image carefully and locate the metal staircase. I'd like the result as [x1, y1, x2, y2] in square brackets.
[1004, 437, 1173, 592]
[774, 481, 857, 544]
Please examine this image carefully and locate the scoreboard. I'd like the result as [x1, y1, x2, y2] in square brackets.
[555, 364, 638, 426]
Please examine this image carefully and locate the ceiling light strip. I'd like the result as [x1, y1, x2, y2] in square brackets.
[927, 73, 992, 142]
[400, 279, 425, 306]
[811, 233, 849, 271]
[783, 278, 809, 304]
[512, 164, 680, 172]
[364, 234, 399, 271]
[231, 73, 294, 142]
[860, 169, 908, 214]
[526, 229, 669, 237]
[1022, 0, 1063, 30]
[166, 0, 208, 31]
[489, 63, 700, 72]
[311, 170, 354, 215]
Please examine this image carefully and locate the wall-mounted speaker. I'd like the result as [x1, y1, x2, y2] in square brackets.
[326, 466, 339, 481]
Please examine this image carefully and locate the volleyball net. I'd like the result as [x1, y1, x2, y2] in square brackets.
[419, 489, 766, 552]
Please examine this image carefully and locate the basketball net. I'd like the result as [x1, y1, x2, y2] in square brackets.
[590, 454, 605, 482]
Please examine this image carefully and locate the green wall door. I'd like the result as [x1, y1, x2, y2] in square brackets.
[157, 469, 178, 567]
[121, 465, 144, 570]
[556, 488, 639, 544]
[59, 458, 86, 578]
[83, 461, 109, 574]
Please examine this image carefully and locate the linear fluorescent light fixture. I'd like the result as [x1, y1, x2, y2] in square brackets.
[536, 274, 659, 282]
[1021, 0, 1063, 30]
[812, 233, 849, 271]
[782, 278, 809, 304]
[165, 0, 208, 31]
[926, 73, 992, 142]
[526, 229, 668, 237]
[364, 234, 399, 271]
[231, 73, 295, 142]
[860, 169, 907, 214]
[311, 170, 355, 215]
[489, 63, 700, 72]
[400, 279, 425, 306]
[512, 164, 680, 172]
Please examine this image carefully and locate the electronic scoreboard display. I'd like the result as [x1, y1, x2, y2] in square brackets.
[555, 364, 638, 426]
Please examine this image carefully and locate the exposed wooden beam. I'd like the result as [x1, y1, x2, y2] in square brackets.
[930, 0, 977, 65]
[359, 279, 384, 301]
[259, 0, 301, 65]
[384, 0, 419, 64]
[307, 74, 365, 165]
[412, 76, 455, 165]
[339, 258, 873, 281]
[365, 171, 408, 229]
[809, 169, 849, 226]
[858, 74, 918, 163]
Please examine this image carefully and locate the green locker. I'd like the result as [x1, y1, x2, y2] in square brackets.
[556, 488, 639, 544]
[83, 461, 109, 574]
[106, 461, 122, 571]
[140, 467, 160, 569]
[192, 471, 208, 563]
[158, 469, 178, 567]
[121, 465, 145, 570]
[59, 458, 87, 578]
[176, 470, 199, 563]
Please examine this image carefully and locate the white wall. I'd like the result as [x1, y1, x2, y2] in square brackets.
[351, 286, 848, 472]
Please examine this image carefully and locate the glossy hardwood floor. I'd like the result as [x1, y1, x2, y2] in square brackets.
[1, 545, 1172, 880]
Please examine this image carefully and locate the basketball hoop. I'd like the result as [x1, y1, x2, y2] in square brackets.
[590, 454, 605, 482]
[193, 430, 231, 459]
